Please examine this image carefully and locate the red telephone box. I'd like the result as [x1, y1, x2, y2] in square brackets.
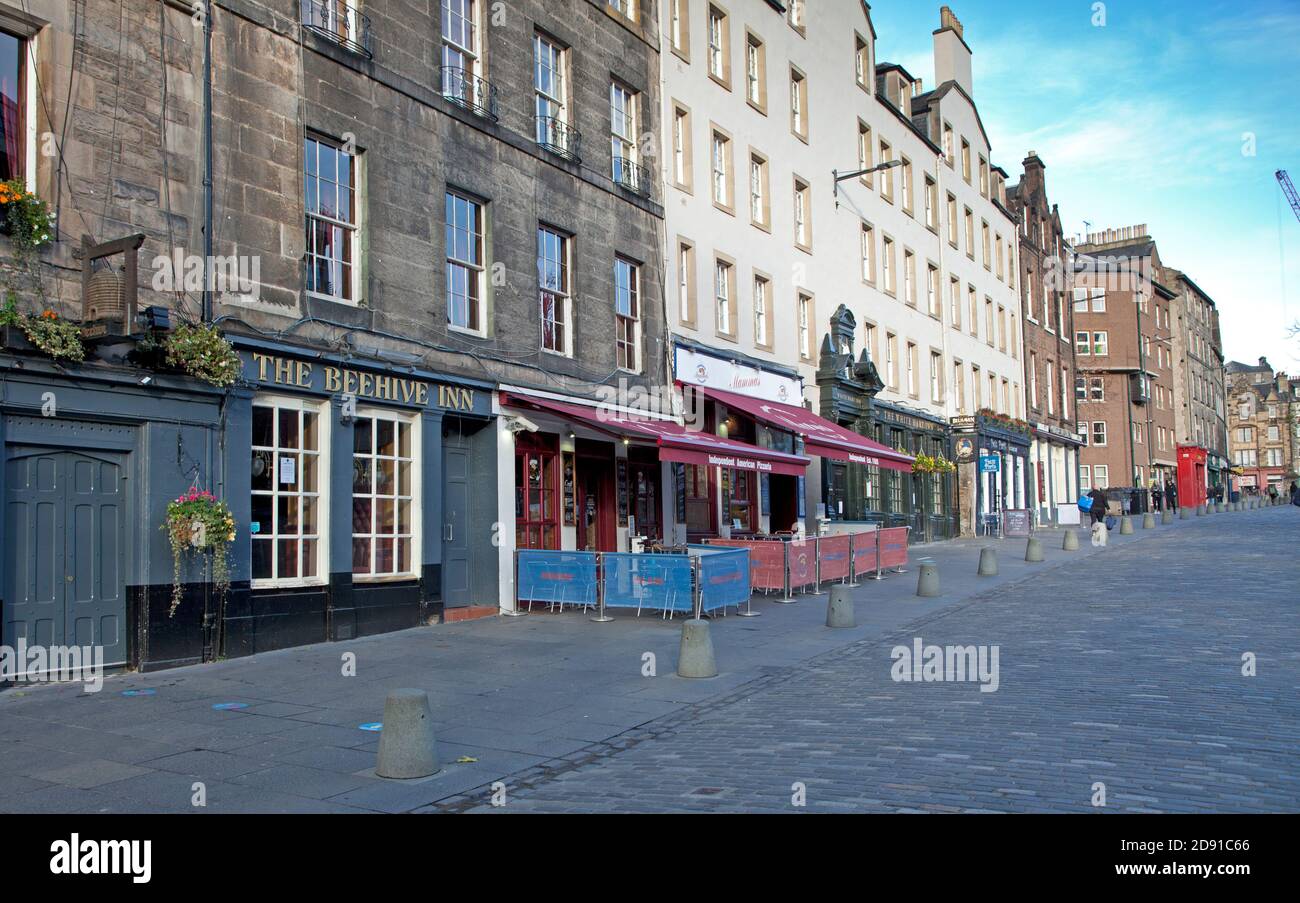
[1176, 445, 1208, 508]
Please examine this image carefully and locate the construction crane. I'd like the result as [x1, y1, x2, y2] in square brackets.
[1279, 170, 1300, 224]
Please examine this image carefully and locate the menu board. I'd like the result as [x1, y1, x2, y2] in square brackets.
[1003, 508, 1032, 537]
[562, 452, 576, 526]
[616, 458, 629, 526]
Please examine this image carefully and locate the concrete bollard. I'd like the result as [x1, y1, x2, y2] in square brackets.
[1142, 512, 1156, 529]
[916, 561, 940, 597]
[1217, 503, 1226, 513]
[1180, 506, 1189, 519]
[375, 688, 439, 780]
[1063, 530, 1080, 551]
[677, 619, 718, 678]
[826, 585, 855, 629]
[1025, 537, 1045, 562]
[1120, 516, 1134, 535]
[977, 547, 998, 576]
[1161, 509, 1173, 525]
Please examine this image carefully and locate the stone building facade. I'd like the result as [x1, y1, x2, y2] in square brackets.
[1162, 269, 1230, 490]
[1226, 358, 1298, 498]
[0, 0, 667, 669]
[1007, 151, 1083, 525]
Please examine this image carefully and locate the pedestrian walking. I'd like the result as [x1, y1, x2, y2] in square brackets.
[1152, 482, 1164, 512]
[1268, 485, 1279, 504]
[1165, 479, 1178, 512]
[1087, 486, 1109, 527]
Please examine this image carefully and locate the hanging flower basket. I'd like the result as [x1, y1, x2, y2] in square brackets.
[912, 453, 957, 475]
[0, 180, 56, 250]
[164, 323, 242, 387]
[163, 489, 236, 617]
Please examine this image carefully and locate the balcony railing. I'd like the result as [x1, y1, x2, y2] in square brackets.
[301, 0, 373, 59]
[536, 116, 582, 163]
[440, 66, 500, 121]
[612, 156, 652, 199]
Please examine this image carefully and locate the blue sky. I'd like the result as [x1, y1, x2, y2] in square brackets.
[870, 0, 1300, 372]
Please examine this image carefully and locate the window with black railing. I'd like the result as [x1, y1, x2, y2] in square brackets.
[440, 66, 499, 120]
[301, 0, 373, 58]
[612, 156, 651, 197]
[537, 115, 582, 162]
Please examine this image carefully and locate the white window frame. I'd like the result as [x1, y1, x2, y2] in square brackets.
[351, 409, 421, 581]
[250, 395, 329, 589]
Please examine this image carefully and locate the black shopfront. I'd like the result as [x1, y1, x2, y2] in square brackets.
[221, 338, 497, 660]
[816, 307, 955, 542]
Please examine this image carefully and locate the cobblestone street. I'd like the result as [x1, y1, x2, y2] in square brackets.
[2, 507, 1296, 814]
[443, 508, 1300, 813]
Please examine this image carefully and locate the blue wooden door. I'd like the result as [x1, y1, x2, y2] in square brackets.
[4, 449, 128, 668]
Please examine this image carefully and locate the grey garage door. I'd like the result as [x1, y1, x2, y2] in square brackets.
[4, 449, 128, 669]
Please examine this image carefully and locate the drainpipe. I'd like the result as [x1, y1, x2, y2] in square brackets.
[201, 1, 214, 323]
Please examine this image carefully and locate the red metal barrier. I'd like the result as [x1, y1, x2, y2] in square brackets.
[817, 534, 851, 582]
[851, 532, 878, 577]
[878, 527, 909, 570]
[703, 539, 786, 592]
[786, 538, 817, 590]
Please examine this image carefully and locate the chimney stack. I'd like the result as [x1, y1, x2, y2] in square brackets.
[933, 6, 973, 96]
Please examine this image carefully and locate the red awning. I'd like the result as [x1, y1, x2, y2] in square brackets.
[686, 385, 915, 472]
[500, 392, 810, 477]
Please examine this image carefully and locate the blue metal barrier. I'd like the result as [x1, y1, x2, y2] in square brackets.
[516, 550, 599, 608]
[602, 553, 694, 612]
[690, 546, 751, 613]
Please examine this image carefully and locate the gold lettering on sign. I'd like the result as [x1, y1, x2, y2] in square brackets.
[251, 355, 473, 412]
[252, 352, 272, 382]
[274, 357, 294, 385]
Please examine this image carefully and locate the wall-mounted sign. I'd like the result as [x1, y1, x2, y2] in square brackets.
[955, 437, 976, 463]
[980, 455, 1001, 474]
[562, 452, 576, 527]
[616, 458, 629, 527]
[244, 351, 487, 415]
[674, 345, 802, 404]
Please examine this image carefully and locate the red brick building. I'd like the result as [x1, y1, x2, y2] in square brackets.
[1072, 227, 1179, 506]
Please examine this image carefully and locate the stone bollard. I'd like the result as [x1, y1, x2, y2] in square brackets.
[677, 619, 718, 679]
[977, 547, 998, 576]
[916, 561, 940, 598]
[1217, 503, 1226, 513]
[1161, 509, 1173, 525]
[826, 585, 855, 629]
[1025, 537, 1045, 562]
[1120, 516, 1134, 535]
[1142, 512, 1156, 529]
[1063, 530, 1080, 551]
[375, 689, 439, 780]
[1180, 506, 1189, 519]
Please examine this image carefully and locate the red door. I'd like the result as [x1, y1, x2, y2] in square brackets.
[574, 446, 617, 552]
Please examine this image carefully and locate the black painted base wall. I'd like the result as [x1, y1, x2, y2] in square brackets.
[130, 569, 445, 671]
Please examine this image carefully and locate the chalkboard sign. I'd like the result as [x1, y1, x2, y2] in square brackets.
[1004, 508, 1032, 537]
[674, 463, 687, 523]
[616, 458, 629, 526]
[761, 473, 771, 517]
[562, 452, 576, 526]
